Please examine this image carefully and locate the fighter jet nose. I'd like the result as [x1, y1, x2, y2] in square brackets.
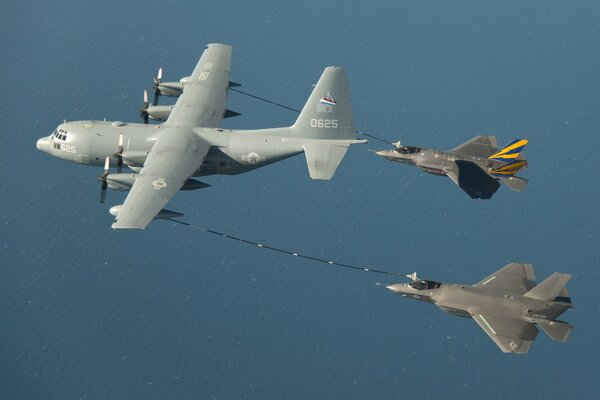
[36, 137, 51, 154]
[386, 284, 404, 293]
[375, 150, 387, 157]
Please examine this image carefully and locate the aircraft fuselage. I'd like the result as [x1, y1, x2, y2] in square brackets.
[387, 282, 571, 323]
[376, 147, 504, 176]
[36, 120, 305, 177]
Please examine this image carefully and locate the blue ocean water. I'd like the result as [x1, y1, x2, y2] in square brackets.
[1, 1, 599, 398]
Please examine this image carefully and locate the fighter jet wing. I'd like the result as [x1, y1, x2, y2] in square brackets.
[469, 310, 538, 353]
[111, 44, 232, 229]
[473, 263, 537, 295]
[449, 135, 498, 158]
[443, 160, 500, 199]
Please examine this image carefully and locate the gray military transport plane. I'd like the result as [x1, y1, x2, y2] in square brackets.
[36, 44, 366, 229]
[386, 263, 573, 353]
[376, 136, 528, 199]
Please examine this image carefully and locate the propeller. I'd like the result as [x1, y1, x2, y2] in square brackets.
[140, 90, 150, 124]
[98, 156, 110, 203]
[151, 67, 163, 106]
[114, 132, 124, 173]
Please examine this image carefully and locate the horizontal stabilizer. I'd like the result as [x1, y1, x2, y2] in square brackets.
[500, 175, 528, 192]
[303, 141, 350, 180]
[489, 160, 528, 177]
[536, 320, 572, 342]
[524, 273, 572, 302]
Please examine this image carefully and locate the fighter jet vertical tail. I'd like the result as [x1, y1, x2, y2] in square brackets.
[524, 272, 572, 302]
[489, 160, 528, 177]
[488, 138, 528, 162]
[290, 66, 366, 180]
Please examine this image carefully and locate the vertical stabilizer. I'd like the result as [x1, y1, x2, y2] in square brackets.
[524, 273, 572, 302]
[488, 138, 528, 162]
[292, 67, 356, 140]
[288, 66, 366, 180]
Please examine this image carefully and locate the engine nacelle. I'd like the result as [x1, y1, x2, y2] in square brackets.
[106, 173, 136, 191]
[147, 105, 174, 121]
[157, 80, 185, 97]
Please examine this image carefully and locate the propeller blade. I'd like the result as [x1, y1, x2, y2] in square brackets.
[153, 88, 160, 106]
[103, 155, 110, 175]
[100, 180, 107, 203]
[140, 90, 150, 124]
[99, 156, 110, 203]
[152, 67, 162, 106]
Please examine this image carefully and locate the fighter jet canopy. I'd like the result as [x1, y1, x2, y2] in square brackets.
[409, 280, 442, 290]
[395, 146, 421, 154]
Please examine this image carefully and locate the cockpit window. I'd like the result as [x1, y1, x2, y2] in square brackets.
[409, 280, 442, 290]
[52, 128, 68, 141]
[395, 146, 421, 154]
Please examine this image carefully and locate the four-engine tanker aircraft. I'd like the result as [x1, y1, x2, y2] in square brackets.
[375, 136, 528, 199]
[36, 43, 366, 229]
[386, 263, 573, 353]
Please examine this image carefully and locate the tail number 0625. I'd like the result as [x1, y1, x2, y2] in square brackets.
[310, 119, 338, 128]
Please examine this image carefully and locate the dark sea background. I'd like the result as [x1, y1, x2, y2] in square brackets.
[1, 1, 599, 399]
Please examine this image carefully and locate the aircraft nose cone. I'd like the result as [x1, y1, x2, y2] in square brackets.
[36, 137, 51, 153]
[386, 284, 404, 293]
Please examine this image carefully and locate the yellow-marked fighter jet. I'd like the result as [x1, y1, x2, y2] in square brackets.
[376, 136, 528, 199]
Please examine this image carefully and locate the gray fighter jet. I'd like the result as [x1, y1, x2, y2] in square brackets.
[36, 44, 366, 229]
[376, 136, 528, 199]
[386, 264, 573, 353]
